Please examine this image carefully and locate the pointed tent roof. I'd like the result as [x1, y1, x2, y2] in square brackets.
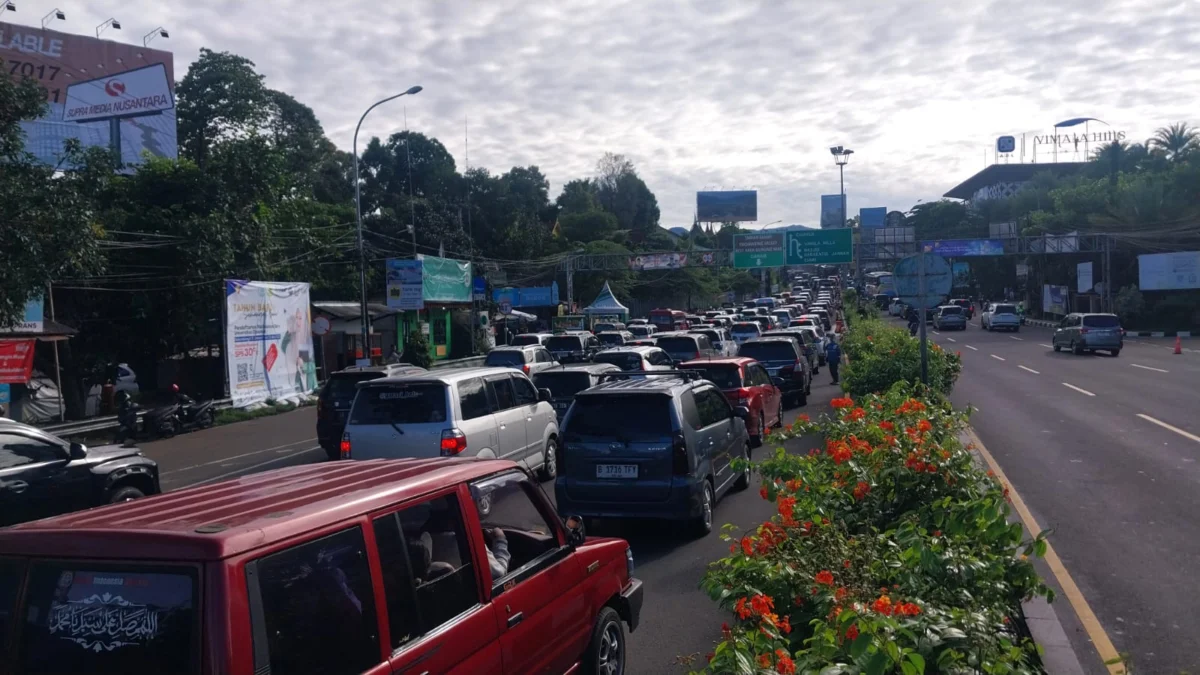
[583, 281, 629, 315]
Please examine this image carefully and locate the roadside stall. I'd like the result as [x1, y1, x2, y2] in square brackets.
[582, 282, 630, 331]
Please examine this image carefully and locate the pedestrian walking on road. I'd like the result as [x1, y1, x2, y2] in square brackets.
[825, 337, 842, 384]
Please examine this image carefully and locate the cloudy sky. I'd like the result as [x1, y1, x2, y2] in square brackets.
[16, 0, 1200, 228]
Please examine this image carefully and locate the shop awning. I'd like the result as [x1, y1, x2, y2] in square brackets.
[495, 310, 537, 322]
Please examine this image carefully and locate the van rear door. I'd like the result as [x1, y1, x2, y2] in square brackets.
[563, 393, 676, 503]
[345, 381, 451, 459]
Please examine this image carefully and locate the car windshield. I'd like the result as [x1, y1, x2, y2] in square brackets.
[592, 352, 644, 371]
[546, 336, 584, 351]
[994, 304, 1017, 315]
[1083, 315, 1121, 328]
[629, 325, 653, 336]
[598, 333, 625, 345]
[732, 324, 760, 335]
[656, 337, 699, 356]
[687, 365, 742, 389]
[510, 334, 542, 346]
[17, 563, 198, 674]
[568, 395, 672, 439]
[738, 342, 797, 362]
[940, 306, 963, 315]
[532, 371, 594, 397]
[324, 372, 382, 402]
[485, 350, 527, 366]
[593, 323, 616, 333]
[349, 382, 447, 424]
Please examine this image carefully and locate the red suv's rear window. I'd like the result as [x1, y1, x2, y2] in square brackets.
[17, 563, 199, 674]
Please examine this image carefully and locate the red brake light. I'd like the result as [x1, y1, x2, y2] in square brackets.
[522, 364, 530, 375]
[440, 428, 468, 455]
[339, 436, 351, 459]
[734, 387, 753, 404]
[672, 432, 690, 475]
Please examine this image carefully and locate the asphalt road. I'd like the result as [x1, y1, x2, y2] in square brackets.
[142, 375, 843, 674]
[919, 316, 1200, 675]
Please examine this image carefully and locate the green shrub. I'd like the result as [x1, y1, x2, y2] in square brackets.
[402, 329, 434, 369]
[698, 385, 1051, 674]
[840, 317, 961, 397]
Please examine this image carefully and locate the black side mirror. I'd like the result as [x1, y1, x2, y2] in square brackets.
[538, 388, 552, 402]
[564, 514, 586, 546]
[733, 405, 750, 419]
[68, 442, 88, 460]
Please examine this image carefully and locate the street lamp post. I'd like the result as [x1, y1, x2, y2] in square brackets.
[830, 145, 855, 282]
[353, 85, 423, 365]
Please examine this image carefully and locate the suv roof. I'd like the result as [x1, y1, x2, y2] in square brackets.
[490, 344, 539, 353]
[0, 458, 515, 559]
[581, 371, 702, 395]
[543, 362, 623, 374]
[599, 345, 663, 355]
[362, 366, 519, 386]
[331, 363, 426, 377]
[743, 336, 798, 346]
[679, 356, 754, 367]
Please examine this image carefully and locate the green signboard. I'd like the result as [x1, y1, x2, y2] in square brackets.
[733, 232, 785, 268]
[785, 228, 853, 265]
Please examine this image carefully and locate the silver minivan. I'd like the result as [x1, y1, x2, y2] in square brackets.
[341, 367, 561, 479]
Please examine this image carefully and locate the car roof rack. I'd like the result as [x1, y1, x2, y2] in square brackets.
[597, 369, 703, 383]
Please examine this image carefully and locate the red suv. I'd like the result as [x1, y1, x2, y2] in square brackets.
[680, 357, 782, 448]
[0, 459, 642, 675]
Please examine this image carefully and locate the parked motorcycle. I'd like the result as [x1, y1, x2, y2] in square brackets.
[170, 386, 216, 433]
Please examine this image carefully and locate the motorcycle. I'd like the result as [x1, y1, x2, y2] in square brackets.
[171, 393, 216, 433]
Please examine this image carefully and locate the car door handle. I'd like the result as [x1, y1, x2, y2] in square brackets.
[7, 481, 28, 494]
[507, 612, 524, 628]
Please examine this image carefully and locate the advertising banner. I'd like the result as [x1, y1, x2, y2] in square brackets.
[785, 228, 853, 265]
[0, 340, 36, 384]
[224, 281, 316, 408]
[386, 259, 424, 310]
[732, 233, 784, 268]
[859, 207, 887, 229]
[952, 262, 971, 288]
[630, 252, 687, 271]
[1138, 251, 1200, 291]
[1077, 261, 1094, 293]
[696, 191, 757, 222]
[1043, 284, 1069, 315]
[2, 297, 44, 333]
[820, 194, 846, 229]
[420, 255, 472, 303]
[1, 22, 177, 168]
[923, 239, 1005, 256]
[491, 283, 560, 307]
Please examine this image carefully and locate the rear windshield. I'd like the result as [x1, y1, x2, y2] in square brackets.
[17, 563, 198, 674]
[952, 299, 970, 307]
[629, 325, 653, 337]
[1083, 315, 1121, 328]
[323, 372, 381, 401]
[568, 395, 673, 438]
[940, 306, 963, 315]
[597, 333, 625, 345]
[485, 351, 526, 366]
[350, 383, 447, 424]
[993, 304, 1016, 315]
[593, 323, 616, 333]
[692, 330, 721, 342]
[688, 365, 742, 389]
[732, 324, 760, 335]
[532, 371, 594, 397]
[546, 336, 584, 352]
[592, 352, 643, 371]
[739, 342, 797, 361]
[656, 337, 699, 355]
[510, 334, 542, 346]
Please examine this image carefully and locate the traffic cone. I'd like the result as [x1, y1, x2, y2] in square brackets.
[1175, 335, 1183, 355]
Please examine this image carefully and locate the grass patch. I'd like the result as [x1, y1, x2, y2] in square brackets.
[215, 399, 312, 426]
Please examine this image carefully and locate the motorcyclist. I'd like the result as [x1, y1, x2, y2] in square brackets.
[115, 391, 138, 444]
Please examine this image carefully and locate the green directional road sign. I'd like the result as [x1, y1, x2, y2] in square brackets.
[785, 228, 853, 265]
[733, 232, 785, 268]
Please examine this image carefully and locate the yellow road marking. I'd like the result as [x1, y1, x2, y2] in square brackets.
[964, 427, 1123, 674]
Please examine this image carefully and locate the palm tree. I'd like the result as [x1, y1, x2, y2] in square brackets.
[1149, 122, 1198, 161]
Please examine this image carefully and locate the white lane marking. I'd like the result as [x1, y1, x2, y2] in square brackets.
[965, 345, 979, 351]
[163, 437, 319, 475]
[1131, 363, 1168, 373]
[972, 406, 980, 412]
[1040, 343, 1054, 349]
[1062, 382, 1096, 397]
[1009, 335, 1024, 341]
[1137, 414, 1200, 444]
[946, 337, 957, 343]
[183, 447, 323, 486]
[1018, 365, 1040, 374]
[990, 354, 1006, 361]
[932, 330, 941, 335]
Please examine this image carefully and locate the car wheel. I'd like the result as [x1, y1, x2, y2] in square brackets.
[690, 480, 715, 537]
[733, 443, 751, 491]
[584, 607, 626, 675]
[1053, 342, 1061, 352]
[323, 444, 341, 461]
[773, 400, 783, 428]
[538, 439, 558, 480]
[1013, 326, 1020, 333]
[1072, 340, 1084, 355]
[1111, 349, 1121, 357]
[107, 485, 146, 504]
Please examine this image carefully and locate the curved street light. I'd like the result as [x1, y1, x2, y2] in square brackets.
[353, 85, 423, 364]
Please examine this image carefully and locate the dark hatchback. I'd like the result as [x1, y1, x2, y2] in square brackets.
[546, 333, 601, 364]
[736, 338, 810, 407]
[316, 364, 427, 459]
[532, 363, 622, 420]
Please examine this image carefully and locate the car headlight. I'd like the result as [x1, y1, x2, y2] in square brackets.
[625, 546, 635, 578]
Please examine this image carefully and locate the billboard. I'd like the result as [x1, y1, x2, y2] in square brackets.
[923, 239, 1005, 256]
[0, 340, 36, 384]
[732, 233, 784, 268]
[820, 194, 845, 229]
[1138, 251, 1200, 291]
[386, 259, 424, 310]
[630, 252, 687, 270]
[224, 281, 317, 408]
[696, 191, 757, 222]
[63, 62, 174, 122]
[1077, 261, 1093, 293]
[1043, 284, 1069, 315]
[859, 207, 887, 228]
[785, 229, 853, 265]
[419, 255, 472, 303]
[1, 22, 177, 167]
[952, 262, 971, 288]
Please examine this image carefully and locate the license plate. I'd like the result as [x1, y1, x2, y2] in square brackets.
[554, 401, 569, 410]
[596, 464, 638, 479]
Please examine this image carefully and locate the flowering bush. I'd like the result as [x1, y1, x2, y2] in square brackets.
[840, 317, 961, 398]
[697, 384, 1052, 674]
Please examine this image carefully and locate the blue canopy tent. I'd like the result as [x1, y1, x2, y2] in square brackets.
[583, 282, 629, 317]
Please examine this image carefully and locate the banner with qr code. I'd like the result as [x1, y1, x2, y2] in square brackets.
[225, 280, 317, 407]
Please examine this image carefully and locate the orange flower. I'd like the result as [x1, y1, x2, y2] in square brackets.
[878, 420, 895, 431]
[853, 481, 871, 500]
[776, 651, 797, 675]
[846, 407, 867, 421]
[750, 594, 775, 616]
[872, 594, 893, 616]
[757, 653, 772, 669]
[845, 623, 859, 640]
[735, 596, 752, 619]
[797, 413, 811, 423]
[741, 535, 754, 556]
[834, 586, 848, 600]
[785, 478, 803, 492]
[843, 559, 852, 568]
[917, 419, 932, 433]
[897, 602, 922, 616]
[777, 615, 791, 634]
[933, 529, 942, 537]
[721, 622, 732, 639]
[759, 485, 770, 500]
[830, 396, 855, 409]
[814, 570, 835, 585]
[777, 495, 798, 526]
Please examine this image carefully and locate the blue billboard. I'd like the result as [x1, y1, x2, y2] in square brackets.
[820, 194, 846, 229]
[697, 191, 758, 222]
[859, 207, 887, 228]
[923, 239, 1005, 256]
[492, 282, 560, 307]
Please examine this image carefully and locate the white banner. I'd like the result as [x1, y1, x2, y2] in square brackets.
[225, 280, 317, 408]
[1138, 251, 1200, 290]
[1077, 261, 1093, 293]
[63, 63, 174, 123]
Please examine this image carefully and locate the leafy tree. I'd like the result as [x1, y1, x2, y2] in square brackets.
[556, 179, 599, 214]
[1150, 122, 1198, 161]
[904, 200, 980, 240]
[593, 153, 660, 234]
[559, 210, 618, 242]
[176, 49, 273, 167]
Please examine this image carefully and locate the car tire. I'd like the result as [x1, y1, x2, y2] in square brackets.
[751, 413, 765, 447]
[323, 445, 341, 461]
[1053, 342, 1061, 352]
[690, 480, 715, 538]
[1111, 349, 1121, 357]
[733, 443, 751, 491]
[107, 485, 146, 504]
[538, 439, 558, 480]
[584, 607, 626, 675]
[1072, 340, 1084, 355]
[1013, 326, 1020, 333]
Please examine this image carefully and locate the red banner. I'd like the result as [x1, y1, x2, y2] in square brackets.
[0, 340, 36, 384]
